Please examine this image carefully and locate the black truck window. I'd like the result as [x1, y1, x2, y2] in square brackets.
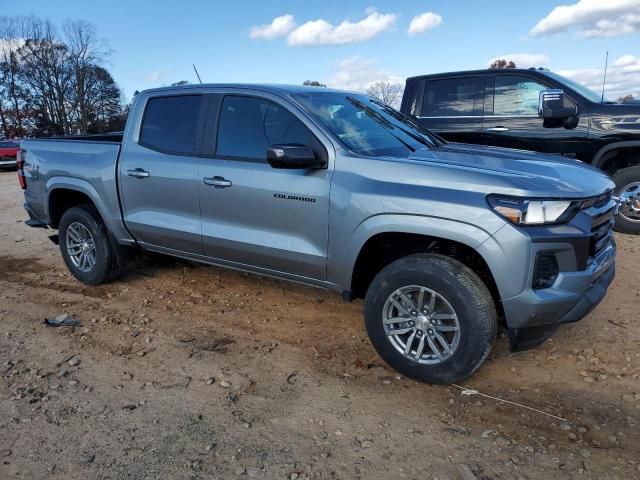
[421, 77, 484, 117]
[140, 95, 202, 155]
[493, 76, 546, 116]
[216, 95, 312, 161]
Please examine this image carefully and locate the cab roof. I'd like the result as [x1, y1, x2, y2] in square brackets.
[138, 83, 359, 97]
[406, 68, 553, 82]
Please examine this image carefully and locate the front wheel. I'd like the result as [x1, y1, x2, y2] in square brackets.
[612, 166, 640, 234]
[364, 254, 497, 384]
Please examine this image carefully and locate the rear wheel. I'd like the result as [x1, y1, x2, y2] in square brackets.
[612, 166, 640, 235]
[364, 254, 497, 384]
[59, 205, 122, 285]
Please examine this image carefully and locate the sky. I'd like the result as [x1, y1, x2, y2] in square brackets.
[2, 0, 639, 102]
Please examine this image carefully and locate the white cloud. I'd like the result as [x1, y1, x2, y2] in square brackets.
[530, 0, 640, 38]
[287, 9, 397, 47]
[144, 71, 164, 82]
[249, 14, 296, 40]
[407, 12, 443, 36]
[0, 38, 25, 56]
[327, 56, 402, 92]
[486, 53, 550, 69]
[559, 54, 640, 99]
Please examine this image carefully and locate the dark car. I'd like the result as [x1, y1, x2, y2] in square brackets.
[401, 69, 640, 233]
[0, 139, 20, 170]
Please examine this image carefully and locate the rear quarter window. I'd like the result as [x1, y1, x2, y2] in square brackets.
[421, 77, 485, 117]
[139, 95, 203, 155]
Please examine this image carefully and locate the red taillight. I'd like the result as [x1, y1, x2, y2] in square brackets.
[17, 149, 26, 190]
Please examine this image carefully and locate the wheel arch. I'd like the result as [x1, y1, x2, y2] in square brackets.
[338, 215, 504, 320]
[45, 177, 134, 245]
[592, 141, 640, 173]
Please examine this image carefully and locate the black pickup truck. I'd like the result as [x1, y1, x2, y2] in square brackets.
[401, 68, 640, 233]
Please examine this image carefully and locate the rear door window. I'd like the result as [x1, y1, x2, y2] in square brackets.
[494, 76, 546, 116]
[421, 77, 485, 116]
[140, 95, 203, 155]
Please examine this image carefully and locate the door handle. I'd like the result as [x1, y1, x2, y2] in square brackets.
[127, 168, 150, 178]
[203, 176, 232, 188]
[485, 126, 510, 132]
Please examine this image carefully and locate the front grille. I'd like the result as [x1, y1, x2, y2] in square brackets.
[588, 193, 614, 257]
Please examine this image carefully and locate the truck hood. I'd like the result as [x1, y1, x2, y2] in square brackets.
[408, 143, 614, 198]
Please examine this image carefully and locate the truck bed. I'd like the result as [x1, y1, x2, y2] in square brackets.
[21, 136, 127, 242]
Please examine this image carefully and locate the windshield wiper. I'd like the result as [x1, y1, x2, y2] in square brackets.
[346, 97, 416, 152]
[373, 100, 444, 147]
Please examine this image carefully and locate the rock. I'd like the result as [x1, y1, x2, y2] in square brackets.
[68, 357, 80, 366]
[356, 437, 374, 448]
[235, 466, 246, 475]
[219, 380, 231, 388]
[206, 378, 215, 385]
[82, 453, 95, 464]
[579, 448, 591, 458]
[559, 423, 572, 431]
[122, 373, 133, 381]
[247, 468, 259, 477]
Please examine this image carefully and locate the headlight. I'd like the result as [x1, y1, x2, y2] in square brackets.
[488, 195, 578, 225]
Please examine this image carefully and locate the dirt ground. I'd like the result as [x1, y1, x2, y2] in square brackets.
[0, 171, 638, 480]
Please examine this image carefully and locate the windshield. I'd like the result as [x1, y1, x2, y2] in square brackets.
[292, 92, 443, 157]
[0, 141, 19, 148]
[542, 71, 603, 103]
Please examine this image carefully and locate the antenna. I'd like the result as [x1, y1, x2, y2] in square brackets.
[600, 51, 608, 103]
[193, 64, 203, 84]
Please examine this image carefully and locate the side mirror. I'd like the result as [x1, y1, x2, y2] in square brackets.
[538, 89, 577, 119]
[266, 145, 325, 169]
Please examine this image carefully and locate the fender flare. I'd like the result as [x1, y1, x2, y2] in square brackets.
[45, 177, 133, 243]
[592, 141, 640, 170]
[333, 213, 497, 293]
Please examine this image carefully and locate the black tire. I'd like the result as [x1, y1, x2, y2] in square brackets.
[58, 205, 123, 285]
[364, 253, 497, 384]
[612, 166, 640, 234]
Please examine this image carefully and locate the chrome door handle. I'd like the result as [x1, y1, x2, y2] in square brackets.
[203, 176, 232, 188]
[485, 126, 510, 132]
[127, 168, 150, 178]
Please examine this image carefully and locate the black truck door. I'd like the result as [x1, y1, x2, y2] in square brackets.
[412, 76, 486, 144]
[483, 74, 588, 155]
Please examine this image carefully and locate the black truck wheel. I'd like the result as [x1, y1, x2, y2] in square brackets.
[612, 166, 640, 234]
[364, 253, 497, 384]
[59, 205, 123, 285]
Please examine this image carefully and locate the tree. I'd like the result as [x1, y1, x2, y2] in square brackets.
[617, 94, 638, 104]
[366, 81, 403, 107]
[303, 80, 326, 87]
[64, 19, 111, 134]
[489, 59, 517, 69]
[0, 15, 124, 137]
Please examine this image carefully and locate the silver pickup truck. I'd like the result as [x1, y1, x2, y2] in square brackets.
[20, 84, 617, 383]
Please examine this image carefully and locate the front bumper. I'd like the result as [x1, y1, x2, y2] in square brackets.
[503, 242, 615, 351]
